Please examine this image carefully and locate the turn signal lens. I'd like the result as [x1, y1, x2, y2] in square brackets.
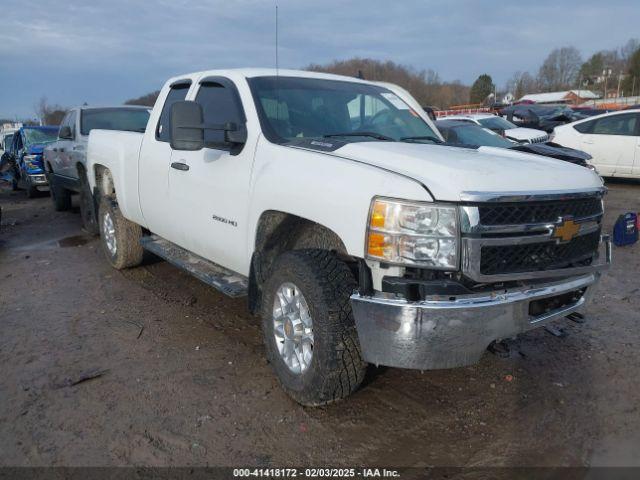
[370, 201, 387, 229]
[367, 233, 388, 257]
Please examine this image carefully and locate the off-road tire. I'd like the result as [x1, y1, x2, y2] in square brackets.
[98, 197, 143, 270]
[79, 171, 99, 235]
[49, 174, 72, 211]
[261, 249, 367, 406]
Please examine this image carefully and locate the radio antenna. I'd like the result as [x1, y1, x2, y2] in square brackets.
[275, 5, 279, 76]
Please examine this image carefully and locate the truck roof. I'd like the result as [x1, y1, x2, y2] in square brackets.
[68, 105, 151, 112]
[166, 68, 377, 86]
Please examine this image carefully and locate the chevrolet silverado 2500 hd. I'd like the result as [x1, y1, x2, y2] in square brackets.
[86, 69, 611, 405]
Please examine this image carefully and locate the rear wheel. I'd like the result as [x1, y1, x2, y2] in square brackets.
[98, 197, 143, 269]
[261, 249, 367, 406]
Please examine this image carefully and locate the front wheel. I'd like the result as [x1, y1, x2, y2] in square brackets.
[261, 249, 367, 406]
[98, 197, 143, 270]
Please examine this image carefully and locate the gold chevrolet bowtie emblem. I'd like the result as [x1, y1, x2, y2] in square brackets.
[552, 218, 581, 243]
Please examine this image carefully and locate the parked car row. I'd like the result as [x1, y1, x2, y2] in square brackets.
[552, 109, 640, 178]
[435, 119, 594, 169]
[75, 68, 610, 406]
[437, 107, 640, 178]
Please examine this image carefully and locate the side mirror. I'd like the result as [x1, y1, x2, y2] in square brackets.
[223, 122, 247, 145]
[170, 101, 204, 151]
[59, 126, 73, 140]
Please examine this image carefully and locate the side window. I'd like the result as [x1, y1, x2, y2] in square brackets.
[58, 113, 71, 138]
[156, 82, 191, 142]
[195, 80, 245, 146]
[573, 120, 593, 134]
[68, 111, 77, 138]
[591, 114, 637, 136]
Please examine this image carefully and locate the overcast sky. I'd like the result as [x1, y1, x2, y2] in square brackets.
[1, 0, 638, 118]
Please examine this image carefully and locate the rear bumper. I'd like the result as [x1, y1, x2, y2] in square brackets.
[351, 265, 607, 371]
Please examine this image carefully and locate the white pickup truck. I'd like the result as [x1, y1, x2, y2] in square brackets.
[87, 69, 610, 405]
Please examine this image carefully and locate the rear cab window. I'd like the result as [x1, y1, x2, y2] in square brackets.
[81, 108, 150, 136]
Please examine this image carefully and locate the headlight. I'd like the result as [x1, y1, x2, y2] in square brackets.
[24, 154, 39, 169]
[366, 197, 458, 269]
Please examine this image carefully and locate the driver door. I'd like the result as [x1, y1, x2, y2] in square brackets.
[167, 76, 254, 275]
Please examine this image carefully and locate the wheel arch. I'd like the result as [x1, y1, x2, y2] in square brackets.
[248, 210, 356, 314]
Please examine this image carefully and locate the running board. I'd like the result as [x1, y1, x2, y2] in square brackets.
[140, 235, 248, 298]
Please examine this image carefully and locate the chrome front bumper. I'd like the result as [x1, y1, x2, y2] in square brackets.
[350, 269, 606, 371]
[28, 174, 48, 185]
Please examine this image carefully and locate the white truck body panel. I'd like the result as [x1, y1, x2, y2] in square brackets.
[335, 141, 603, 201]
[87, 130, 146, 225]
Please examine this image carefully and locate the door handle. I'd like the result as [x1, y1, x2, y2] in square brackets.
[59, 148, 65, 152]
[171, 162, 189, 171]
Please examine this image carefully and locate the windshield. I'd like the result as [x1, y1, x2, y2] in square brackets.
[477, 116, 516, 131]
[81, 108, 150, 135]
[23, 128, 58, 146]
[249, 76, 438, 143]
[445, 124, 514, 148]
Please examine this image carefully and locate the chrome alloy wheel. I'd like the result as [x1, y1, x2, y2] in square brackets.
[102, 211, 117, 256]
[272, 282, 314, 374]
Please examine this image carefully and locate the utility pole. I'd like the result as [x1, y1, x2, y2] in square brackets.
[616, 73, 622, 99]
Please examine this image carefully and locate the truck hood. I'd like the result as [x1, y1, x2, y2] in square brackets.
[27, 145, 46, 155]
[335, 142, 603, 201]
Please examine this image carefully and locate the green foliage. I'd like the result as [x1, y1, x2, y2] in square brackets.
[469, 74, 494, 103]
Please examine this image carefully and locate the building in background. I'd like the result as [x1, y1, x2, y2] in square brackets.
[518, 90, 599, 105]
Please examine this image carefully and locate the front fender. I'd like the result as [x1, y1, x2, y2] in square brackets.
[248, 138, 432, 259]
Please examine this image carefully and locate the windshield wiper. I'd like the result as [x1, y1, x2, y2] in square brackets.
[400, 135, 443, 144]
[324, 131, 395, 141]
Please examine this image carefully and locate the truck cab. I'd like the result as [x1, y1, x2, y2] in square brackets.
[87, 69, 610, 406]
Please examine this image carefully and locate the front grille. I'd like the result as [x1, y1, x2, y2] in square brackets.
[478, 198, 602, 226]
[480, 230, 600, 276]
[530, 135, 548, 143]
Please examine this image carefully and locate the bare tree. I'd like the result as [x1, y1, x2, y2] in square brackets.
[620, 39, 640, 63]
[34, 97, 67, 125]
[506, 71, 538, 100]
[537, 47, 583, 91]
[306, 58, 469, 108]
[125, 91, 160, 107]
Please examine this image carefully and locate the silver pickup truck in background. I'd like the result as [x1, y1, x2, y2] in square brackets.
[44, 106, 150, 232]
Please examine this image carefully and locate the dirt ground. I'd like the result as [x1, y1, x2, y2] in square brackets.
[0, 181, 639, 468]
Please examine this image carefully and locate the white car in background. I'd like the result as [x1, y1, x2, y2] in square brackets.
[552, 109, 640, 178]
[441, 113, 548, 144]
